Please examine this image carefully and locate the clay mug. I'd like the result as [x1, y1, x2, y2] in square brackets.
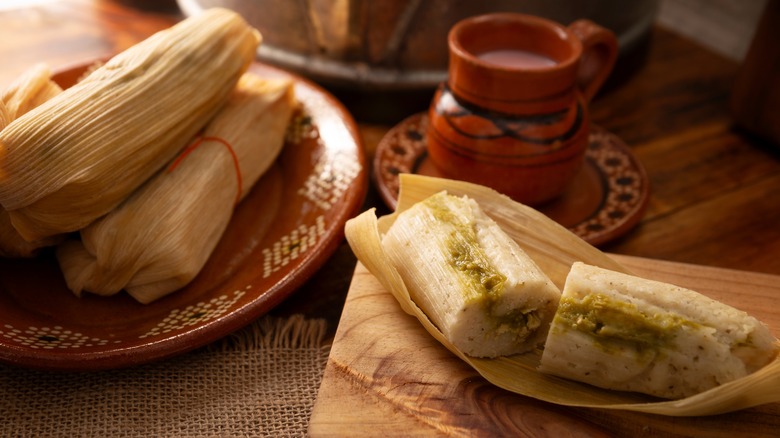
[426, 13, 618, 205]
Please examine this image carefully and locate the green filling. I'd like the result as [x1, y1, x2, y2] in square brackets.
[494, 308, 541, 335]
[556, 293, 699, 355]
[423, 193, 538, 336]
[449, 233, 505, 302]
[423, 193, 505, 303]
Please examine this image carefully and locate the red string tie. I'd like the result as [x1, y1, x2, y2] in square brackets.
[167, 136, 242, 205]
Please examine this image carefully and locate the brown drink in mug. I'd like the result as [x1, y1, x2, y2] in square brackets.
[426, 13, 618, 205]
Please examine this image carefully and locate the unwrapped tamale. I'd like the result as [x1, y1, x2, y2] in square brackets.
[0, 8, 259, 241]
[381, 191, 561, 358]
[57, 74, 296, 303]
[539, 262, 778, 399]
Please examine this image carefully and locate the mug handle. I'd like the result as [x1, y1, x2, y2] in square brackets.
[568, 19, 618, 102]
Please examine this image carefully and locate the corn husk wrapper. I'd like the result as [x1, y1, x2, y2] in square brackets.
[0, 101, 8, 131]
[57, 74, 296, 304]
[0, 8, 260, 241]
[0, 207, 62, 258]
[344, 173, 780, 416]
[1, 63, 63, 122]
[0, 64, 64, 257]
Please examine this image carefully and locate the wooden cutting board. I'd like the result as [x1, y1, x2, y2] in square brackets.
[309, 255, 780, 437]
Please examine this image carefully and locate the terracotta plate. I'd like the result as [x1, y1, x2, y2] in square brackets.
[0, 61, 367, 371]
[373, 113, 649, 246]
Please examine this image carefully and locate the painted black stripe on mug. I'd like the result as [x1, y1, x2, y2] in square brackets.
[435, 97, 585, 146]
[428, 126, 585, 165]
[439, 84, 571, 122]
[436, 85, 570, 129]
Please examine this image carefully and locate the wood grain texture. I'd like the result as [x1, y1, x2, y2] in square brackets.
[731, 0, 780, 145]
[0, 0, 178, 87]
[589, 26, 780, 276]
[309, 256, 780, 437]
[658, 0, 766, 61]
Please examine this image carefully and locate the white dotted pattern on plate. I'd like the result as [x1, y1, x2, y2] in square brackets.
[285, 112, 318, 144]
[139, 288, 249, 339]
[0, 288, 252, 348]
[262, 216, 326, 278]
[299, 150, 363, 211]
[0, 324, 121, 350]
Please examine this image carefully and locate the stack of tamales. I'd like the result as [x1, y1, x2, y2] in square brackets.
[0, 8, 297, 303]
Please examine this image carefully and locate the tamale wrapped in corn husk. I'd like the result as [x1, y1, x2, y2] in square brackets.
[0, 101, 8, 131]
[0, 211, 62, 258]
[1, 63, 63, 122]
[344, 173, 780, 416]
[539, 262, 777, 399]
[57, 74, 296, 303]
[0, 64, 64, 257]
[0, 8, 259, 241]
[382, 191, 560, 358]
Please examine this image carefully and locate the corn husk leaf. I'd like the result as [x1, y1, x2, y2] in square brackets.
[0, 101, 9, 132]
[0, 64, 64, 257]
[0, 8, 259, 241]
[0, 206, 63, 258]
[57, 74, 296, 303]
[344, 173, 780, 416]
[1, 63, 63, 121]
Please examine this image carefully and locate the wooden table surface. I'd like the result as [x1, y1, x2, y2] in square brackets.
[1, 0, 779, 408]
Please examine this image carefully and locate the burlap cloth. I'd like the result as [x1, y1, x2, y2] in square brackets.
[0, 314, 331, 437]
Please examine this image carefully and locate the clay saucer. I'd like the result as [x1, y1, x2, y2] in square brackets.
[373, 112, 649, 246]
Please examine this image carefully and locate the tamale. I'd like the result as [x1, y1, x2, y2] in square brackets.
[381, 191, 561, 358]
[539, 262, 778, 399]
[0, 64, 64, 257]
[1, 63, 62, 121]
[57, 74, 296, 303]
[0, 210, 62, 258]
[0, 100, 9, 131]
[0, 8, 259, 241]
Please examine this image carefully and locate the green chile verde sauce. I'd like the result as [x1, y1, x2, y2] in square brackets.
[423, 194, 540, 332]
[555, 292, 701, 356]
